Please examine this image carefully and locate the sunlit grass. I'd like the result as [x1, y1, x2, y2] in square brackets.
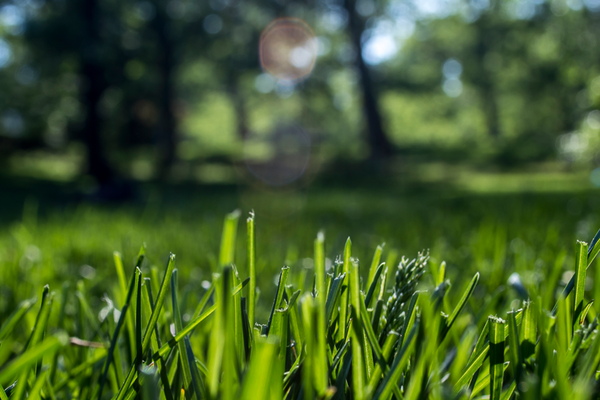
[1, 205, 600, 399]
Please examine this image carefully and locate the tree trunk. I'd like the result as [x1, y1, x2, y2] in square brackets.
[228, 79, 249, 140]
[81, 0, 113, 184]
[482, 89, 500, 137]
[154, 2, 177, 177]
[344, 0, 394, 158]
[473, 12, 500, 138]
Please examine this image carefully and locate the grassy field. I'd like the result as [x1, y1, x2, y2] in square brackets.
[1, 176, 600, 399]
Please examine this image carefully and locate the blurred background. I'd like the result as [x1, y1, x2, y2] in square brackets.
[4, 0, 600, 315]
[1, 0, 600, 190]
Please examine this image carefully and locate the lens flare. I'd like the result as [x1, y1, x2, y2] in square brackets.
[259, 18, 318, 82]
[243, 124, 311, 187]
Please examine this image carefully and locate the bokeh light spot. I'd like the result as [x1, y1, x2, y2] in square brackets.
[255, 73, 276, 93]
[260, 18, 318, 82]
[443, 78, 463, 97]
[203, 14, 223, 34]
[1, 109, 23, 137]
[590, 168, 600, 187]
[442, 58, 462, 79]
[0, 39, 12, 68]
[363, 34, 397, 65]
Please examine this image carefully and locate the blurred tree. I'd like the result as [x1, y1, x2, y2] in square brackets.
[0, 0, 599, 183]
[24, 0, 124, 184]
[343, 0, 394, 158]
[149, 0, 178, 176]
[80, 0, 114, 184]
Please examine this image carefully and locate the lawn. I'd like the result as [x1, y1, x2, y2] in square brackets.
[1, 175, 600, 399]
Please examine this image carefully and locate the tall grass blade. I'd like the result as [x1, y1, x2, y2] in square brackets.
[134, 268, 142, 374]
[519, 301, 536, 360]
[140, 366, 159, 400]
[373, 322, 418, 400]
[336, 238, 352, 343]
[440, 272, 479, 341]
[364, 263, 384, 307]
[142, 254, 176, 354]
[367, 244, 384, 294]
[313, 231, 328, 395]
[555, 230, 598, 314]
[171, 269, 193, 400]
[219, 209, 240, 266]
[349, 260, 366, 400]
[98, 264, 137, 400]
[154, 305, 217, 359]
[246, 213, 256, 329]
[13, 286, 53, 400]
[240, 338, 279, 400]
[573, 241, 588, 327]
[489, 316, 505, 400]
[325, 273, 345, 323]
[266, 266, 289, 335]
[183, 337, 205, 400]
[0, 297, 36, 341]
[0, 333, 68, 387]
[507, 309, 522, 392]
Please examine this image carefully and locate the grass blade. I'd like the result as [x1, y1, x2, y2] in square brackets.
[183, 337, 205, 400]
[313, 231, 328, 395]
[367, 244, 384, 302]
[489, 316, 505, 400]
[300, 294, 316, 400]
[349, 260, 366, 400]
[336, 237, 352, 343]
[373, 322, 418, 400]
[519, 301, 536, 360]
[454, 346, 489, 391]
[507, 309, 522, 392]
[0, 297, 37, 341]
[142, 254, 176, 354]
[134, 268, 142, 374]
[367, 331, 398, 391]
[154, 305, 217, 359]
[573, 241, 588, 327]
[0, 333, 68, 387]
[247, 212, 256, 329]
[555, 231, 598, 315]
[219, 209, 240, 266]
[265, 266, 289, 335]
[140, 366, 159, 400]
[171, 269, 193, 399]
[240, 338, 279, 400]
[440, 272, 479, 341]
[325, 273, 345, 323]
[364, 263, 384, 308]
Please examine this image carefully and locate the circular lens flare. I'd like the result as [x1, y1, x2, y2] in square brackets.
[259, 18, 318, 82]
[243, 124, 311, 187]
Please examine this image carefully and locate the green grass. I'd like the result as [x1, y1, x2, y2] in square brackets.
[1, 186, 600, 398]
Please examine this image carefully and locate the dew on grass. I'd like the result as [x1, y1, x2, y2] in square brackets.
[259, 18, 318, 82]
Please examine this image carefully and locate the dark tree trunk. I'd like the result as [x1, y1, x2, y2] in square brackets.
[482, 89, 500, 137]
[473, 12, 500, 138]
[81, 0, 113, 184]
[344, 0, 394, 158]
[154, 3, 177, 177]
[228, 79, 249, 140]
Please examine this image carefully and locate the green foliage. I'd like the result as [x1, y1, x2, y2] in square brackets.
[1, 207, 600, 400]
